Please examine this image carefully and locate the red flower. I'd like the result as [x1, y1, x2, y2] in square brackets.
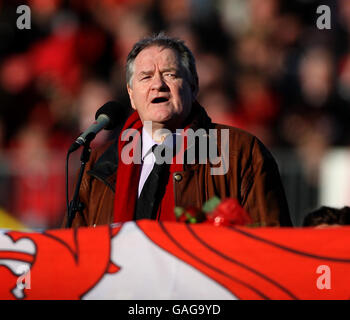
[207, 198, 253, 227]
[175, 206, 206, 223]
[174, 197, 255, 227]
[185, 207, 207, 223]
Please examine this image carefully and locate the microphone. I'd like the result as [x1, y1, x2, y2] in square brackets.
[69, 101, 120, 153]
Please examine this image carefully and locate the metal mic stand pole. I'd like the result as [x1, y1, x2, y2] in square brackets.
[66, 142, 91, 228]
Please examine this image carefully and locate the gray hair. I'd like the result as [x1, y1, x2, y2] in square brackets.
[126, 33, 199, 95]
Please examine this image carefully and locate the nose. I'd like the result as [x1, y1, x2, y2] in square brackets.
[151, 72, 169, 91]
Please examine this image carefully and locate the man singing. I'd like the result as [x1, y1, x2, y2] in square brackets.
[64, 33, 292, 228]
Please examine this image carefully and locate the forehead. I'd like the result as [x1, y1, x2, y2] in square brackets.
[133, 46, 181, 71]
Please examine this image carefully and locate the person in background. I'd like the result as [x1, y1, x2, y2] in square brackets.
[303, 206, 350, 228]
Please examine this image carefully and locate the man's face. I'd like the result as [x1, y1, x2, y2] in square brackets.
[127, 46, 195, 130]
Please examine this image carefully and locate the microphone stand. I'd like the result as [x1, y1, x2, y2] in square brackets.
[65, 140, 92, 228]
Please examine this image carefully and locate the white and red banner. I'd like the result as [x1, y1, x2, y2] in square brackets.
[0, 221, 350, 300]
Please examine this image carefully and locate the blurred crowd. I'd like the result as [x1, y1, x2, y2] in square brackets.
[0, 0, 349, 229]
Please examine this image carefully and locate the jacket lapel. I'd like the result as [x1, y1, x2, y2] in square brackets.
[87, 139, 119, 192]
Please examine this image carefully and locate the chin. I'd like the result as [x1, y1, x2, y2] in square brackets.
[151, 111, 174, 123]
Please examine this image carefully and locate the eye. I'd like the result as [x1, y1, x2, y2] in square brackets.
[141, 75, 151, 81]
[165, 73, 177, 78]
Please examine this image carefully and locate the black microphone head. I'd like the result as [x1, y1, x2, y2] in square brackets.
[95, 101, 122, 130]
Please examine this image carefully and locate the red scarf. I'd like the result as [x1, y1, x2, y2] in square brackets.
[113, 112, 185, 223]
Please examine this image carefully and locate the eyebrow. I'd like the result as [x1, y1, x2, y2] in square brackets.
[161, 67, 179, 73]
[138, 70, 153, 77]
[138, 67, 179, 76]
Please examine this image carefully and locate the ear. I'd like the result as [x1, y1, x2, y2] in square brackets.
[127, 84, 136, 110]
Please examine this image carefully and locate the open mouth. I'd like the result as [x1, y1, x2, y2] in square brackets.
[152, 97, 169, 104]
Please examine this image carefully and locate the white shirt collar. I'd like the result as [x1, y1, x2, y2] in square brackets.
[141, 127, 176, 161]
[141, 128, 156, 161]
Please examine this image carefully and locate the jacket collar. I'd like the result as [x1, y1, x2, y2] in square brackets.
[87, 138, 119, 191]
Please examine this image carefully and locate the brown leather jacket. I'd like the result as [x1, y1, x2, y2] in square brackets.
[63, 107, 292, 228]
